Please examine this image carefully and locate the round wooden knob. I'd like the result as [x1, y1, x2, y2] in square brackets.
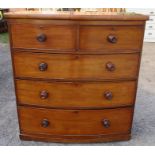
[37, 34, 47, 42]
[104, 91, 113, 100]
[107, 35, 117, 43]
[40, 90, 48, 99]
[106, 62, 115, 71]
[41, 119, 50, 128]
[102, 119, 111, 128]
[39, 62, 48, 71]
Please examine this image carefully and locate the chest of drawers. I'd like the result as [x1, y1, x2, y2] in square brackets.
[5, 12, 148, 143]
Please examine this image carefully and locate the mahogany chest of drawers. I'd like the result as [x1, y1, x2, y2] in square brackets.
[5, 12, 148, 143]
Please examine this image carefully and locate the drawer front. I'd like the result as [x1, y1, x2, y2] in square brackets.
[16, 80, 136, 108]
[79, 25, 144, 51]
[144, 30, 155, 38]
[19, 107, 133, 135]
[13, 52, 140, 80]
[11, 24, 76, 50]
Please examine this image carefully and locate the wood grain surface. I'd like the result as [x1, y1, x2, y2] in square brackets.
[13, 52, 140, 80]
[5, 12, 148, 142]
[18, 106, 133, 135]
[16, 80, 136, 108]
[11, 24, 76, 50]
[79, 25, 144, 51]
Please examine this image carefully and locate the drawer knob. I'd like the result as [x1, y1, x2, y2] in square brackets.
[104, 91, 113, 100]
[37, 34, 47, 42]
[39, 62, 48, 71]
[102, 119, 111, 128]
[107, 35, 117, 43]
[106, 62, 115, 71]
[41, 119, 50, 128]
[40, 90, 49, 99]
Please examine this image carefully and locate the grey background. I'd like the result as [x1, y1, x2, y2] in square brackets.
[0, 42, 155, 145]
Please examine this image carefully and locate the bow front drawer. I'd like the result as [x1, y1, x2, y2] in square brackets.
[10, 24, 76, 50]
[19, 107, 133, 135]
[16, 80, 136, 108]
[13, 52, 140, 80]
[79, 25, 144, 52]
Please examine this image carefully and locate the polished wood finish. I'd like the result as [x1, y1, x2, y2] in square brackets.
[7, 19, 146, 27]
[13, 52, 140, 80]
[4, 11, 148, 21]
[79, 25, 144, 51]
[10, 22, 144, 52]
[10, 24, 76, 49]
[20, 133, 131, 143]
[16, 80, 136, 108]
[5, 11, 148, 143]
[18, 106, 133, 135]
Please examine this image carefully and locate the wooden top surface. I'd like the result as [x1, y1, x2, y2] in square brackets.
[4, 11, 149, 21]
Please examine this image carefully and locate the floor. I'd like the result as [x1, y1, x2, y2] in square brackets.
[0, 40, 155, 145]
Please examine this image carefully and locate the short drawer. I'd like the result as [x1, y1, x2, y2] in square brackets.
[13, 52, 140, 80]
[10, 24, 76, 50]
[79, 25, 144, 52]
[18, 106, 133, 135]
[16, 80, 136, 108]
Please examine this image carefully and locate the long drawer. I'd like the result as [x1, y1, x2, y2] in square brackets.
[16, 80, 136, 108]
[18, 106, 133, 135]
[13, 52, 140, 80]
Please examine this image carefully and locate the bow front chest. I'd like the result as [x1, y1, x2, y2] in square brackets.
[5, 12, 148, 143]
